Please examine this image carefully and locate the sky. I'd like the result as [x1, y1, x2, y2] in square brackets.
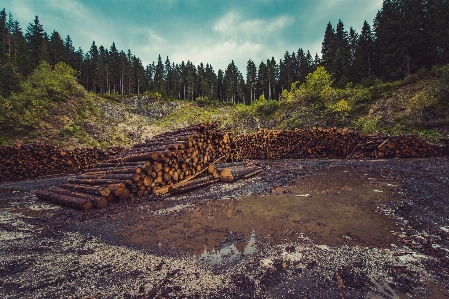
[4, 0, 383, 72]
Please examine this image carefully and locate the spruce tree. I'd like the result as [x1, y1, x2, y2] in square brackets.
[49, 31, 65, 66]
[154, 54, 165, 96]
[12, 22, 32, 77]
[217, 69, 224, 101]
[246, 59, 257, 103]
[37, 33, 51, 64]
[0, 9, 6, 45]
[321, 22, 336, 73]
[257, 60, 268, 99]
[353, 20, 374, 82]
[64, 35, 76, 70]
[88, 41, 99, 92]
[334, 20, 350, 86]
[25, 15, 45, 68]
[145, 62, 155, 92]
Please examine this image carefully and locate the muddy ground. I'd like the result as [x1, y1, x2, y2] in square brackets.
[1, 157, 449, 299]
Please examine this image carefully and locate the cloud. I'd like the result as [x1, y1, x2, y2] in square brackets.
[4, 0, 384, 72]
[213, 11, 294, 44]
[171, 40, 264, 71]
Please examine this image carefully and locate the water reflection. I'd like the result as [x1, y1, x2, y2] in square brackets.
[199, 231, 257, 265]
[80, 166, 400, 265]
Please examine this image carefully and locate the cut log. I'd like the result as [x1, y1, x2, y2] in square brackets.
[169, 178, 220, 194]
[219, 166, 261, 183]
[36, 190, 93, 210]
[48, 187, 108, 208]
[60, 183, 111, 197]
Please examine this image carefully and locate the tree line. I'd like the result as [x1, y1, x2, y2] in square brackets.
[1, 0, 448, 103]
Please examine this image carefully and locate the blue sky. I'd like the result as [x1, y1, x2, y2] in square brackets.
[4, 0, 383, 71]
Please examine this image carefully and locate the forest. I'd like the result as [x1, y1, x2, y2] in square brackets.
[0, 0, 448, 105]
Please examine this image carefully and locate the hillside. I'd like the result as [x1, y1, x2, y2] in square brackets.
[1, 64, 448, 148]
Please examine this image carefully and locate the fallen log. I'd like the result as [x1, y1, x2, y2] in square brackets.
[48, 187, 108, 208]
[67, 178, 132, 185]
[36, 190, 93, 210]
[219, 166, 261, 183]
[169, 178, 220, 194]
[60, 183, 111, 197]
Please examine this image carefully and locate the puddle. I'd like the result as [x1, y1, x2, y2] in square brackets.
[76, 166, 401, 265]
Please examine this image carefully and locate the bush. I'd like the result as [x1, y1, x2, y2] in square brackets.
[254, 96, 279, 116]
[354, 116, 382, 134]
[0, 61, 86, 131]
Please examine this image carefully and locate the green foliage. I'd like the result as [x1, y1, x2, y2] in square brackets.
[0, 61, 86, 132]
[354, 116, 382, 134]
[302, 66, 334, 102]
[143, 90, 162, 99]
[253, 95, 279, 117]
[329, 99, 352, 120]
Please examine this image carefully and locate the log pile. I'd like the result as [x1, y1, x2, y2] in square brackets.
[33, 124, 448, 210]
[0, 143, 122, 182]
[233, 127, 448, 160]
[36, 123, 252, 209]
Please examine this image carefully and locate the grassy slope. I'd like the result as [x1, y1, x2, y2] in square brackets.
[231, 67, 449, 140]
[2, 68, 448, 148]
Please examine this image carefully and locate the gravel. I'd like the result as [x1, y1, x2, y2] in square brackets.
[1, 157, 448, 298]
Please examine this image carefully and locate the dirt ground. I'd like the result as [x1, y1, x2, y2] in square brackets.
[1, 157, 449, 299]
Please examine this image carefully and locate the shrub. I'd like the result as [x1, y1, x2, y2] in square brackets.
[0, 61, 86, 131]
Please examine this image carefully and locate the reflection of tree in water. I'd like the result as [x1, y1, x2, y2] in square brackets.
[199, 231, 257, 266]
[116, 166, 395, 265]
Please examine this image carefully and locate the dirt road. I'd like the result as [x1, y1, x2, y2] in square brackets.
[1, 158, 448, 298]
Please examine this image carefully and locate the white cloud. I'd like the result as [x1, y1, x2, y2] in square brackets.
[213, 11, 294, 43]
[4, 0, 34, 24]
[171, 40, 264, 70]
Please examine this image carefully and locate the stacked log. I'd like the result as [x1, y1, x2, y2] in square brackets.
[37, 123, 241, 209]
[34, 124, 447, 210]
[233, 127, 448, 160]
[0, 143, 122, 182]
[368, 134, 448, 158]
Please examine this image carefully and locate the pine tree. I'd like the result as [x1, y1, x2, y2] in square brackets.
[267, 57, 278, 99]
[12, 21, 32, 77]
[184, 61, 195, 100]
[278, 51, 290, 91]
[374, 0, 428, 80]
[224, 60, 240, 103]
[352, 20, 374, 81]
[428, 0, 449, 65]
[164, 56, 172, 97]
[348, 27, 358, 70]
[171, 62, 181, 99]
[88, 41, 98, 92]
[297, 48, 311, 83]
[37, 33, 51, 64]
[246, 59, 257, 103]
[257, 60, 268, 99]
[49, 31, 65, 66]
[126, 50, 133, 94]
[97, 45, 108, 93]
[153, 54, 165, 95]
[64, 35, 76, 70]
[25, 15, 45, 68]
[334, 20, 351, 86]
[108, 42, 119, 93]
[321, 22, 336, 73]
[205, 63, 217, 100]
[217, 69, 224, 101]
[0, 9, 6, 46]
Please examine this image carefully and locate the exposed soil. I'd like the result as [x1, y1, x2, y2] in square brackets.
[1, 157, 449, 298]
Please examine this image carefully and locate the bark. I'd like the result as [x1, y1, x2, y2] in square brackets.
[36, 190, 93, 210]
